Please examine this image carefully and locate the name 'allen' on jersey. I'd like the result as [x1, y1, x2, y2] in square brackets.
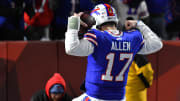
[111, 41, 131, 51]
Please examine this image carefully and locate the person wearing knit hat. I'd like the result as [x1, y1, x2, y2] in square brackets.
[30, 73, 72, 101]
[50, 84, 64, 94]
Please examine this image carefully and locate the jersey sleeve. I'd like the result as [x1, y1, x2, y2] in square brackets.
[131, 29, 145, 54]
[137, 32, 145, 52]
[65, 29, 94, 56]
[136, 21, 163, 54]
[83, 29, 98, 47]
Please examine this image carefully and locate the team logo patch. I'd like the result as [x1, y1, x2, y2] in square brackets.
[108, 8, 112, 13]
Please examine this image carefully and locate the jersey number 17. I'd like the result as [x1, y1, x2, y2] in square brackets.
[101, 53, 133, 82]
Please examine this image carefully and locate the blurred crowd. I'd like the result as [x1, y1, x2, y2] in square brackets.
[0, 0, 179, 41]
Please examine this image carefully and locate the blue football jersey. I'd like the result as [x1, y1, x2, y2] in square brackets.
[83, 29, 144, 100]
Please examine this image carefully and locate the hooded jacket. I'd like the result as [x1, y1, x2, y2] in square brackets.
[31, 73, 72, 101]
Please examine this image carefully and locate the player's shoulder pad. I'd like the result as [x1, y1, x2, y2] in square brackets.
[87, 28, 101, 34]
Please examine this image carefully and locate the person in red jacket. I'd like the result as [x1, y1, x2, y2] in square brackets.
[30, 73, 72, 101]
[24, 0, 54, 40]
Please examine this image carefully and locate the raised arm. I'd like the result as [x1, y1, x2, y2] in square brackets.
[125, 20, 163, 54]
[65, 13, 94, 56]
[136, 21, 163, 54]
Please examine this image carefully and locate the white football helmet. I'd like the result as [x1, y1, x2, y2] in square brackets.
[90, 4, 118, 26]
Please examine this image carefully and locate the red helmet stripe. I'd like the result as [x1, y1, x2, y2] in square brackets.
[104, 4, 114, 16]
[91, 8, 100, 14]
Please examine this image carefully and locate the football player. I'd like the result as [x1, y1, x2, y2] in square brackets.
[65, 3, 163, 101]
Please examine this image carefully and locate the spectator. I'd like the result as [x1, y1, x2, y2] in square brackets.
[24, 0, 54, 41]
[65, 3, 162, 101]
[30, 73, 72, 101]
[50, 0, 71, 40]
[145, 0, 169, 40]
[166, 0, 180, 40]
[0, 0, 24, 41]
[126, 54, 154, 101]
[120, 0, 149, 24]
[76, 0, 95, 12]
[49, 0, 95, 40]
